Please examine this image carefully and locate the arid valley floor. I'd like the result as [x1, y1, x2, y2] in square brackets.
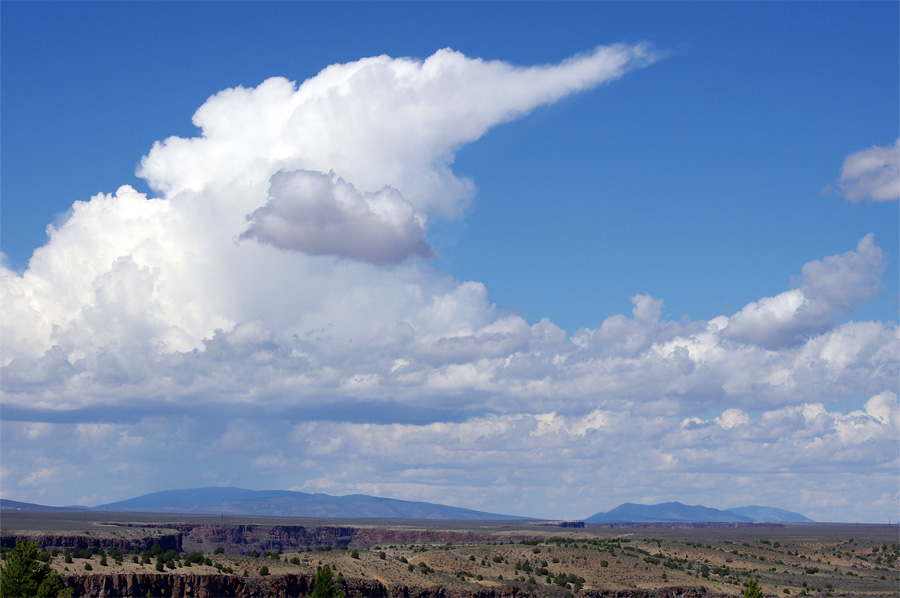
[2, 511, 898, 597]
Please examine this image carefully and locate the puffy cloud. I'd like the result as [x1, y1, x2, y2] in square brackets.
[799, 233, 884, 310]
[1, 45, 657, 369]
[0, 46, 896, 522]
[3, 392, 895, 520]
[137, 45, 658, 216]
[722, 234, 885, 349]
[573, 294, 692, 357]
[833, 138, 900, 202]
[242, 170, 432, 264]
[715, 409, 749, 429]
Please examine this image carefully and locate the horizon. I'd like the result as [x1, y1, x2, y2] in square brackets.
[1, 2, 898, 524]
[0, 486, 848, 524]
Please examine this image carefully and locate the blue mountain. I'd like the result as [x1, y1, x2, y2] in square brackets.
[92, 487, 528, 520]
[585, 502, 814, 524]
[726, 505, 814, 523]
[586, 502, 751, 523]
[0, 499, 89, 511]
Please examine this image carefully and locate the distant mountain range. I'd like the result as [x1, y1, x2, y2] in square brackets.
[585, 502, 814, 523]
[0, 499, 88, 512]
[93, 487, 529, 520]
[2, 490, 813, 523]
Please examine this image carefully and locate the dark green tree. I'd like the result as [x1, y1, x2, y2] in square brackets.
[743, 577, 764, 598]
[0, 539, 72, 598]
[311, 565, 344, 598]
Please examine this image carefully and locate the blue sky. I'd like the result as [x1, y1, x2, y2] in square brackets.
[1, 2, 898, 522]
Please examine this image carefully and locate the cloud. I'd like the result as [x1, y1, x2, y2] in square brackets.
[4, 391, 895, 519]
[3, 235, 894, 422]
[0, 45, 896, 523]
[575, 294, 691, 357]
[798, 233, 885, 310]
[832, 138, 900, 202]
[242, 170, 432, 264]
[137, 44, 660, 216]
[1, 45, 658, 368]
[722, 234, 885, 349]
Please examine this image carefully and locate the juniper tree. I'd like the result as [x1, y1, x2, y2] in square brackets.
[311, 564, 344, 598]
[0, 539, 72, 597]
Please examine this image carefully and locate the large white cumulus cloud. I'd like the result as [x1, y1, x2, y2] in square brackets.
[1, 45, 897, 522]
[137, 45, 658, 215]
[1, 44, 658, 367]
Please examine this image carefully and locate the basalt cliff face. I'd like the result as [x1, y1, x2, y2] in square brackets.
[60, 574, 713, 598]
[167, 524, 501, 555]
[580, 590, 715, 598]
[60, 572, 522, 598]
[3, 524, 501, 556]
[0, 531, 181, 553]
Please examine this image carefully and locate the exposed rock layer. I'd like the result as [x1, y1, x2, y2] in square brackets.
[60, 573, 714, 598]
[0, 532, 181, 553]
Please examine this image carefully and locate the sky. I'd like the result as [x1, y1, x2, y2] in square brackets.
[1, 2, 898, 523]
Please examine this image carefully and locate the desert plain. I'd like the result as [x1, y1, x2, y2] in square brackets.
[1, 510, 898, 597]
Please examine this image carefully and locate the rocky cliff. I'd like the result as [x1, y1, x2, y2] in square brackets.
[60, 572, 524, 598]
[3, 524, 503, 555]
[60, 573, 715, 598]
[0, 531, 181, 553]
[166, 524, 501, 554]
[580, 589, 719, 598]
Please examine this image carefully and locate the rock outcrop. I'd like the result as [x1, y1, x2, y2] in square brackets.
[581, 588, 722, 598]
[60, 573, 530, 598]
[4, 523, 534, 556]
[0, 531, 181, 553]
[165, 524, 500, 554]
